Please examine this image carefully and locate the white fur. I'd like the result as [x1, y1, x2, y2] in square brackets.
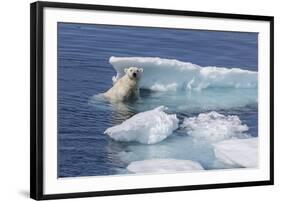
[104, 67, 143, 101]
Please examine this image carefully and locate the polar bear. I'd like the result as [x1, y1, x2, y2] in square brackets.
[104, 67, 143, 102]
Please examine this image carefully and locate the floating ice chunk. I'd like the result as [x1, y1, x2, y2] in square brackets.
[127, 158, 204, 174]
[181, 111, 249, 142]
[109, 56, 257, 91]
[104, 106, 179, 144]
[213, 138, 258, 168]
[150, 83, 178, 91]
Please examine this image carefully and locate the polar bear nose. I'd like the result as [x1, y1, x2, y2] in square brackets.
[133, 72, 137, 77]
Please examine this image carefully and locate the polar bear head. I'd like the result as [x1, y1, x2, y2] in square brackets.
[124, 67, 143, 80]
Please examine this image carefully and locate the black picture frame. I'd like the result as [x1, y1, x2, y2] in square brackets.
[30, 1, 274, 200]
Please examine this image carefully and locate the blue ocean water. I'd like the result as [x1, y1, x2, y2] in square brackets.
[58, 23, 258, 177]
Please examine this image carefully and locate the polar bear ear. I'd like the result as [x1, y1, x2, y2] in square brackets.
[124, 68, 128, 73]
[139, 68, 143, 72]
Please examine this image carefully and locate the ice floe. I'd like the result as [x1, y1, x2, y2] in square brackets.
[127, 158, 204, 174]
[181, 111, 249, 142]
[109, 56, 257, 91]
[213, 138, 258, 168]
[104, 106, 179, 144]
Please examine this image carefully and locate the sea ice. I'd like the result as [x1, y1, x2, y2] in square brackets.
[127, 158, 204, 174]
[104, 106, 179, 144]
[109, 56, 257, 91]
[181, 111, 249, 142]
[213, 138, 258, 168]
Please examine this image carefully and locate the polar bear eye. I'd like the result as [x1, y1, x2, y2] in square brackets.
[130, 69, 133, 72]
